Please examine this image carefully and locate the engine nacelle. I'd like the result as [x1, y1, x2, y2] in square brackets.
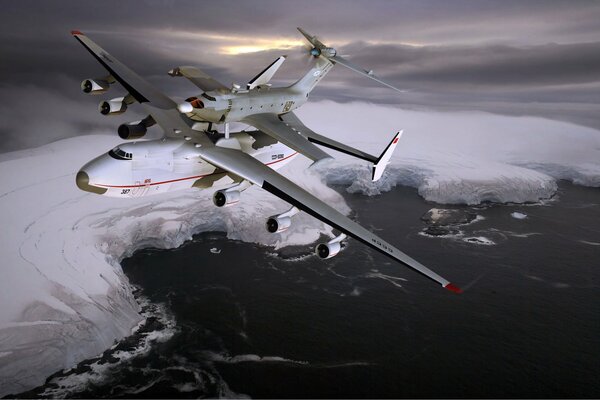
[81, 79, 109, 95]
[117, 115, 155, 140]
[266, 216, 292, 233]
[321, 47, 337, 58]
[213, 189, 240, 207]
[99, 97, 127, 115]
[265, 206, 299, 233]
[315, 233, 347, 259]
[118, 122, 146, 139]
[315, 242, 341, 259]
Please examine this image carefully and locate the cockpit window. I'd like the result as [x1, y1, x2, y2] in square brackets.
[108, 147, 132, 160]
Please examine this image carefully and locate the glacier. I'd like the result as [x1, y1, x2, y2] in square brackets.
[1, 101, 599, 395]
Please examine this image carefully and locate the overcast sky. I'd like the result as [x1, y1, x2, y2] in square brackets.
[1, 0, 599, 152]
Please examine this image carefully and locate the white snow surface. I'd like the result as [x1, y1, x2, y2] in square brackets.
[1, 101, 599, 394]
[299, 101, 600, 204]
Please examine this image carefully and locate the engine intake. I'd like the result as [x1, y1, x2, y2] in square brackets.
[266, 216, 291, 233]
[118, 115, 155, 140]
[315, 233, 347, 259]
[265, 206, 299, 233]
[213, 189, 240, 207]
[99, 97, 127, 115]
[118, 123, 146, 139]
[81, 78, 110, 94]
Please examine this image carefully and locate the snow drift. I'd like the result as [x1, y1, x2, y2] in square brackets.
[0, 101, 598, 395]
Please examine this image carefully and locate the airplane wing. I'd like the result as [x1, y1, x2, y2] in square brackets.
[71, 30, 213, 146]
[196, 145, 462, 293]
[329, 55, 404, 93]
[168, 66, 229, 92]
[243, 113, 332, 163]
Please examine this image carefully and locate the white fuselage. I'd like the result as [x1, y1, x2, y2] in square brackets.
[76, 132, 297, 198]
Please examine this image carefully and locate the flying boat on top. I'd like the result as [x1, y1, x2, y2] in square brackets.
[71, 27, 462, 293]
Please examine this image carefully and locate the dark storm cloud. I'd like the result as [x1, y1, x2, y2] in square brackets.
[0, 0, 599, 152]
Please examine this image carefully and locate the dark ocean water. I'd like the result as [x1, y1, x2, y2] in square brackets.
[17, 182, 600, 398]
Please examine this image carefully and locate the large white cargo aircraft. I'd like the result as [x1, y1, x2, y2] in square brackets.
[72, 28, 462, 293]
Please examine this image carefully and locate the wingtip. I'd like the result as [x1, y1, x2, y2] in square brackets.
[445, 283, 463, 294]
[71, 30, 83, 36]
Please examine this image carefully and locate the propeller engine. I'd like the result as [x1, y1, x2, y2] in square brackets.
[315, 233, 347, 259]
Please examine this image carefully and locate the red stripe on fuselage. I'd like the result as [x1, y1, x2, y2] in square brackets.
[94, 152, 298, 189]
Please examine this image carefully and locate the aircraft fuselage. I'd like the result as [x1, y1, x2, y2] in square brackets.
[76, 131, 297, 198]
[184, 87, 308, 124]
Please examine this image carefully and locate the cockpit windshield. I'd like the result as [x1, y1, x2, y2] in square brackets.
[108, 147, 133, 160]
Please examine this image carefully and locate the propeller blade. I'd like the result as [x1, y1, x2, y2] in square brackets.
[297, 27, 326, 48]
[330, 55, 405, 93]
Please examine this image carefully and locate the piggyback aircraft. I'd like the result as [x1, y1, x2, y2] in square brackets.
[72, 27, 462, 293]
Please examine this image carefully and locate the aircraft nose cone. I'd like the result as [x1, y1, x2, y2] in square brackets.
[76, 170, 107, 195]
[177, 102, 194, 113]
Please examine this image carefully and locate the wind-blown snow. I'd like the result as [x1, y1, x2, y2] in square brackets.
[1, 101, 598, 395]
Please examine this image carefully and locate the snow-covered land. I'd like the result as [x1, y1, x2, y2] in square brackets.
[1, 101, 598, 395]
[299, 101, 600, 204]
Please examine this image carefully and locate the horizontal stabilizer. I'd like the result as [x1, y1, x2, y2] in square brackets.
[372, 131, 402, 181]
[247, 56, 286, 90]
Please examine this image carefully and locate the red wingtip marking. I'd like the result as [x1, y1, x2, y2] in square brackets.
[393, 137, 399, 144]
[71, 30, 83, 35]
[445, 283, 463, 294]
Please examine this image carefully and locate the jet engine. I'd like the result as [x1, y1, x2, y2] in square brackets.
[118, 115, 156, 139]
[266, 216, 291, 233]
[315, 233, 347, 259]
[213, 189, 240, 207]
[99, 97, 127, 115]
[265, 206, 300, 233]
[118, 122, 145, 139]
[81, 78, 110, 94]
